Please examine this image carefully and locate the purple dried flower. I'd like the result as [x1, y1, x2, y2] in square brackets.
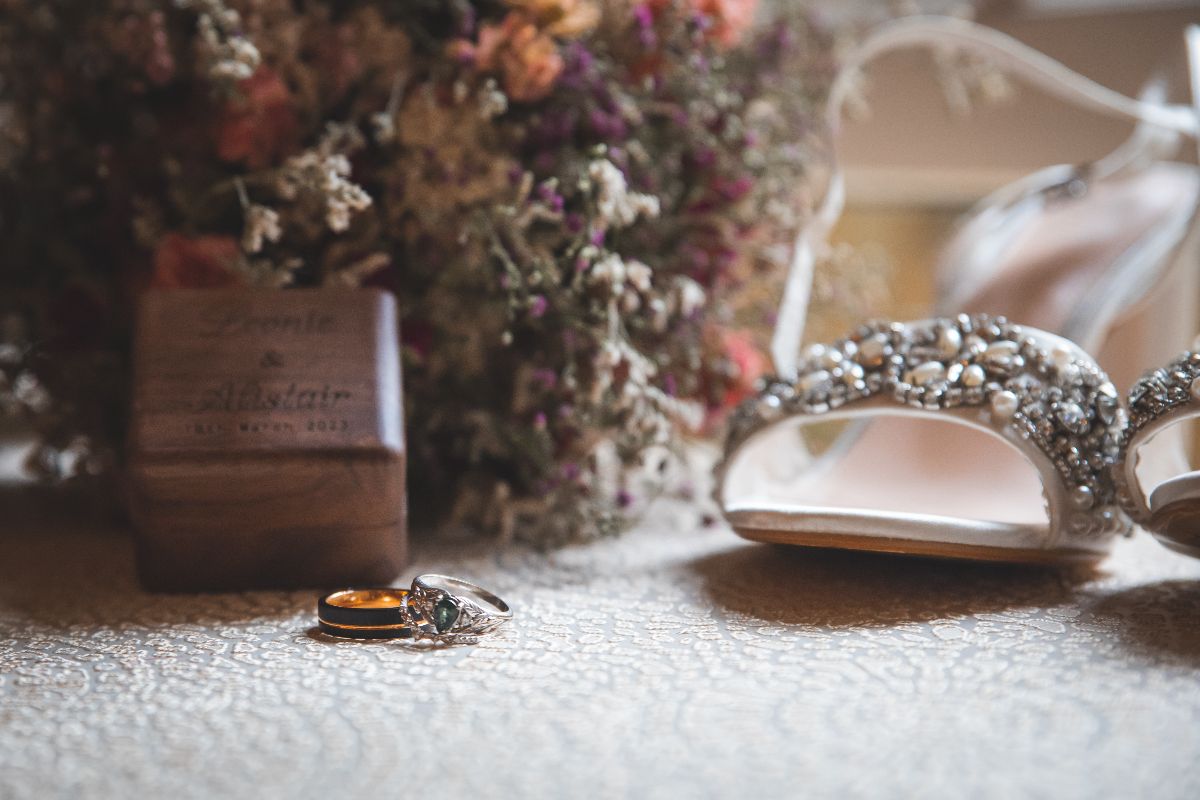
[558, 43, 598, 93]
[588, 110, 628, 141]
[718, 176, 754, 202]
[529, 109, 580, 150]
[690, 148, 718, 169]
[457, 5, 477, 37]
[616, 489, 633, 508]
[634, 4, 657, 48]
[531, 368, 558, 389]
[529, 295, 549, 318]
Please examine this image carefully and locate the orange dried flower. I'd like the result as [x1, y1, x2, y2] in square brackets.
[215, 66, 299, 169]
[507, 0, 600, 37]
[150, 233, 242, 289]
[466, 13, 565, 103]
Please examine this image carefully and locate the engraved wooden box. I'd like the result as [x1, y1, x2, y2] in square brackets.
[127, 288, 407, 592]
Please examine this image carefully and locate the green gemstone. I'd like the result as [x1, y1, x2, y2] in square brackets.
[433, 597, 460, 633]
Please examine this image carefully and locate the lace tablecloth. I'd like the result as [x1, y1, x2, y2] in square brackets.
[2, 481, 1199, 800]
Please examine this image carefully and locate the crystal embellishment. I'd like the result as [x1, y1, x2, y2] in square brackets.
[1114, 350, 1200, 521]
[718, 314, 1131, 540]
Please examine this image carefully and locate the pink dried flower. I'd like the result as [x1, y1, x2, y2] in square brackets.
[531, 368, 559, 389]
[645, 0, 758, 48]
[706, 327, 767, 430]
[113, 10, 175, 87]
[694, 0, 759, 48]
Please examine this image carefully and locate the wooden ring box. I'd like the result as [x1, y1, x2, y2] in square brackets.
[126, 288, 407, 592]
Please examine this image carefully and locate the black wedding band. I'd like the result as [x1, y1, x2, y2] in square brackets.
[317, 588, 416, 640]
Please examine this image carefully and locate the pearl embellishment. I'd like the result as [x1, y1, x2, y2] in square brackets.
[962, 364, 986, 388]
[990, 390, 1019, 421]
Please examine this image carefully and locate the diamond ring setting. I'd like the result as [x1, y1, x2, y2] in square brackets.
[406, 574, 513, 639]
[316, 576, 511, 641]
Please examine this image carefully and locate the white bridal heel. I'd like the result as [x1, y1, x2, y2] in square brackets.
[716, 17, 1200, 564]
[1116, 27, 1200, 561]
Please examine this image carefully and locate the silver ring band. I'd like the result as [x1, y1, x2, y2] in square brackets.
[409, 574, 512, 638]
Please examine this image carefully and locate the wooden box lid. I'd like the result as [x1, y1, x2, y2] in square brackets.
[130, 288, 403, 458]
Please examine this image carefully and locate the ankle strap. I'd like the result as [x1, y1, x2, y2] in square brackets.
[771, 16, 1200, 379]
[1188, 26, 1200, 162]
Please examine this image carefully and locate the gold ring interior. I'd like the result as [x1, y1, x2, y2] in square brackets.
[324, 588, 408, 610]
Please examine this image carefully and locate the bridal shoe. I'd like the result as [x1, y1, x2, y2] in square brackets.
[1118, 344, 1200, 560]
[716, 18, 1200, 564]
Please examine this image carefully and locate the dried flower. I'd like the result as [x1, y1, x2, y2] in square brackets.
[692, 0, 760, 48]
[324, 253, 391, 287]
[675, 277, 707, 317]
[717, 328, 767, 411]
[507, 0, 601, 37]
[181, 0, 262, 87]
[468, 13, 565, 103]
[216, 67, 298, 169]
[588, 159, 660, 228]
[0, 0, 898, 545]
[150, 233, 242, 289]
[241, 204, 282, 253]
[277, 127, 372, 233]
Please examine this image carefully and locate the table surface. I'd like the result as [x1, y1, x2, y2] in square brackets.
[2, 480, 1199, 800]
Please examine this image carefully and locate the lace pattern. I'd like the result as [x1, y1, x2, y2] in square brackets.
[2, 481, 1199, 799]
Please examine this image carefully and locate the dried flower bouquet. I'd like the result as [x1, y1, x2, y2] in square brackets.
[0, 0, 927, 542]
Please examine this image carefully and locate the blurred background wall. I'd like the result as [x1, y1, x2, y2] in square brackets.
[834, 0, 1200, 317]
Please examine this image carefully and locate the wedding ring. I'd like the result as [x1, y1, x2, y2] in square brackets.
[408, 574, 512, 638]
[316, 588, 417, 640]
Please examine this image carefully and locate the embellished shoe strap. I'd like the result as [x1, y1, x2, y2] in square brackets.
[722, 315, 1130, 547]
[773, 18, 1200, 380]
[1116, 350, 1200, 525]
